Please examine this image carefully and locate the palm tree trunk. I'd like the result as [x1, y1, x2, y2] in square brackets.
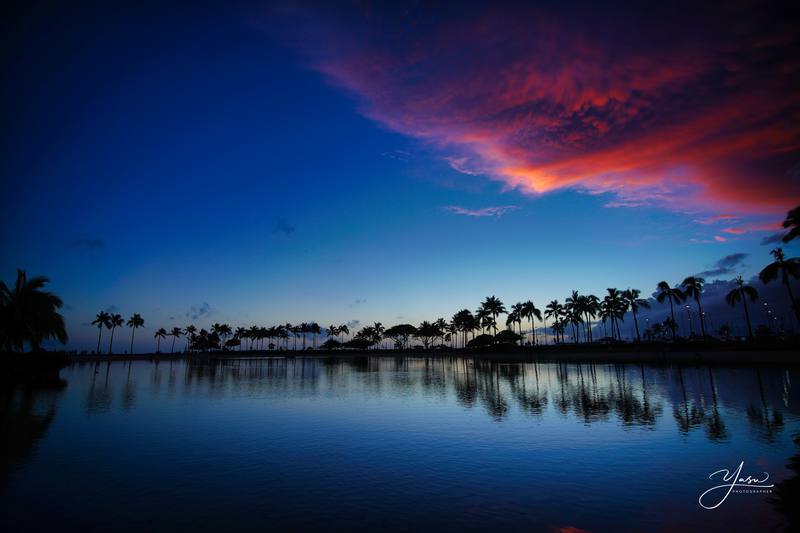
[130, 328, 136, 354]
[632, 310, 641, 342]
[742, 291, 753, 340]
[108, 327, 115, 354]
[695, 296, 706, 338]
[171, 336, 176, 354]
[668, 298, 677, 339]
[156, 337, 161, 353]
[97, 328, 103, 354]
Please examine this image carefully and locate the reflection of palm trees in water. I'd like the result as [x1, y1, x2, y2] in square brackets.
[0, 383, 64, 472]
[705, 367, 727, 441]
[746, 369, 784, 443]
[673, 367, 706, 434]
[768, 434, 800, 531]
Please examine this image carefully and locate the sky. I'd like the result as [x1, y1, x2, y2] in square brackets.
[1, 1, 799, 351]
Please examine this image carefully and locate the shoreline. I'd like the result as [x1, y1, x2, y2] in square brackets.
[65, 344, 800, 365]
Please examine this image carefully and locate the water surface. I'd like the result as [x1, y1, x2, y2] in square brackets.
[2, 357, 798, 532]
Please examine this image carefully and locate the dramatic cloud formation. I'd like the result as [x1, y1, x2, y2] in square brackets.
[696, 252, 749, 278]
[443, 205, 518, 217]
[279, 1, 800, 215]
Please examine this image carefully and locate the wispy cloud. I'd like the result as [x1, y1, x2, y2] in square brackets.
[443, 205, 519, 217]
[695, 214, 737, 225]
[696, 253, 749, 278]
[761, 232, 787, 245]
[186, 302, 213, 321]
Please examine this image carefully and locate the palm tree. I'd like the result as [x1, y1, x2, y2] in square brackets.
[126, 313, 144, 354]
[545, 300, 563, 344]
[604, 288, 626, 341]
[725, 275, 758, 340]
[0, 269, 68, 352]
[154, 328, 167, 352]
[781, 205, 799, 243]
[184, 325, 197, 351]
[107, 313, 124, 354]
[338, 324, 350, 344]
[656, 281, 684, 340]
[169, 327, 182, 353]
[565, 291, 583, 342]
[506, 306, 522, 344]
[582, 294, 600, 343]
[309, 322, 321, 349]
[520, 300, 542, 345]
[681, 277, 707, 338]
[235, 326, 247, 351]
[622, 289, 650, 342]
[92, 311, 111, 354]
[481, 296, 506, 338]
[758, 248, 800, 325]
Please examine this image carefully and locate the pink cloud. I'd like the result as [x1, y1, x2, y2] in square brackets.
[714, 235, 727, 242]
[279, 3, 800, 216]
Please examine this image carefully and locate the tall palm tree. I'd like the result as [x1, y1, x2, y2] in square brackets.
[656, 281, 684, 340]
[481, 296, 506, 338]
[154, 328, 167, 353]
[169, 327, 182, 353]
[565, 291, 583, 342]
[184, 325, 197, 351]
[781, 205, 799, 243]
[309, 322, 321, 349]
[681, 277, 707, 338]
[604, 288, 626, 341]
[506, 306, 522, 344]
[545, 300, 563, 344]
[582, 294, 600, 343]
[92, 311, 111, 354]
[235, 326, 247, 351]
[126, 313, 144, 354]
[520, 300, 542, 345]
[758, 248, 800, 325]
[622, 289, 650, 342]
[0, 269, 68, 352]
[475, 306, 491, 335]
[338, 324, 350, 344]
[725, 275, 758, 340]
[108, 313, 124, 354]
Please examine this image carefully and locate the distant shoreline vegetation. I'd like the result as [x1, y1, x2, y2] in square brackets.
[2, 206, 799, 356]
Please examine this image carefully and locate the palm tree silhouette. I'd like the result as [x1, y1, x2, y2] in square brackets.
[781, 205, 800, 243]
[622, 289, 650, 342]
[506, 305, 522, 344]
[0, 269, 68, 352]
[235, 327, 246, 351]
[107, 313, 124, 354]
[126, 313, 144, 354]
[681, 277, 707, 338]
[481, 296, 506, 338]
[169, 327, 182, 353]
[759, 248, 800, 325]
[521, 300, 542, 345]
[545, 300, 563, 344]
[184, 325, 197, 351]
[154, 328, 167, 353]
[92, 311, 111, 354]
[725, 275, 758, 340]
[656, 281, 684, 340]
[338, 324, 350, 344]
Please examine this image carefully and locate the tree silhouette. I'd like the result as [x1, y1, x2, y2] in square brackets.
[656, 281, 684, 340]
[107, 314, 124, 354]
[169, 327, 182, 353]
[521, 300, 542, 345]
[92, 311, 111, 354]
[622, 289, 650, 342]
[725, 275, 758, 340]
[681, 277, 707, 338]
[0, 269, 67, 352]
[154, 328, 167, 353]
[126, 314, 144, 354]
[545, 300, 564, 344]
[781, 205, 800, 243]
[759, 248, 800, 325]
[480, 296, 506, 339]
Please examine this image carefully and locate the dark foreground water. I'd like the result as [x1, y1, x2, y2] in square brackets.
[1, 357, 799, 532]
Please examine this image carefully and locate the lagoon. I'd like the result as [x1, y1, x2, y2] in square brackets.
[2, 357, 798, 531]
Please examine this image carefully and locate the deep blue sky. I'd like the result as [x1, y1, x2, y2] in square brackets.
[2, 2, 797, 350]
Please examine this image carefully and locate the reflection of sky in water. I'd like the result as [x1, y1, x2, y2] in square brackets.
[1, 358, 798, 532]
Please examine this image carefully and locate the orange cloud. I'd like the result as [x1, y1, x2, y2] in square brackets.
[283, 2, 800, 215]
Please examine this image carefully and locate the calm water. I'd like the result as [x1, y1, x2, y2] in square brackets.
[2, 357, 799, 532]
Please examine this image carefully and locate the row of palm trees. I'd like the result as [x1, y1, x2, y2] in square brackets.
[88, 246, 799, 354]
